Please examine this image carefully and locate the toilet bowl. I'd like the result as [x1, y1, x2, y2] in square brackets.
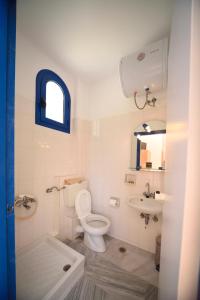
[75, 189, 111, 252]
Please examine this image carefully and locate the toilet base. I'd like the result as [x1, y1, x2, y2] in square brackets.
[84, 232, 106, 252]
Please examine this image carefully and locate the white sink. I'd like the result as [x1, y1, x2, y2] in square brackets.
[128, 196, 163, 215]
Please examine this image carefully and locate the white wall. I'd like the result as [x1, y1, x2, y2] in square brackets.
[177, 0, 200, 298]
[15, 32, 90, 249]
[89, 70, 166, 120]
[87, 72, 166, 253]
[159, 0, 200, 299]
[74, 79, 90, 120]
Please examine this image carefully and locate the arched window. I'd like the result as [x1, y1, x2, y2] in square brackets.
[35, 69, 71, 133]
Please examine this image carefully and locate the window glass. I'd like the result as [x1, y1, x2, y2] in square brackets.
[45, 81, 64, 123]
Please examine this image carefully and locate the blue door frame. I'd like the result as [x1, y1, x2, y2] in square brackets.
[0, 0, 16, 299]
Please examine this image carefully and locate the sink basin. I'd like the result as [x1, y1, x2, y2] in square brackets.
[128, 196, 163, 215]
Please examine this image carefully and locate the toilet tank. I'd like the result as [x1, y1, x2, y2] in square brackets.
[63, 181, 88, 208]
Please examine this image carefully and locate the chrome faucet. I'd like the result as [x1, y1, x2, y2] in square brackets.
[15, 195, 36, 209]
[143, 182, 154, 198]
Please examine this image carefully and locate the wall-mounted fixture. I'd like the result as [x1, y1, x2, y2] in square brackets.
[134, 87, 157, 110]
[15, 195, 36, 209]
[143, 123, 151, 132]
[130, 120, 166, 171]
[143, 182, 155, 198]
[124, 173, 136, 185]
[109, 197, 120, 207]
[15, 195, 38, 220]
[140, 213, 159, 229]
[46, 186, 66, 193]
[127, 196, 163, 229]
[119, 38, 168, 110]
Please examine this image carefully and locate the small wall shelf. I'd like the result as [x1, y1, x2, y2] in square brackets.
[129, 168, 165, 173]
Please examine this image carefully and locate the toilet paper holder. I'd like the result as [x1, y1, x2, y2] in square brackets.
[109, 197, 120, 207]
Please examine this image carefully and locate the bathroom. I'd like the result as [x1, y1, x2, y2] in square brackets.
[1, 0, 200, 299]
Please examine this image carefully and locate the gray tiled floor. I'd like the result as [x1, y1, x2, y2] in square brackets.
[65, 236, 158, 300]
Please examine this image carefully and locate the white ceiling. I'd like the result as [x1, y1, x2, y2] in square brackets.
[17, 0, 174, 82]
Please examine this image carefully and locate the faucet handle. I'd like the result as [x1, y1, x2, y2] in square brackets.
[143, 191, 155, 198]
[143, 191, 149, 198]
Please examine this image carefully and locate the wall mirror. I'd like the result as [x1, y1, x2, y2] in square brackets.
[130, 120, 166, 171]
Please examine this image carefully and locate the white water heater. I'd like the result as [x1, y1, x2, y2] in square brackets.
[120, 38, 168, 98]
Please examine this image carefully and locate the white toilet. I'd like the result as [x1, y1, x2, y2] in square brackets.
[75, 189, 111, 252]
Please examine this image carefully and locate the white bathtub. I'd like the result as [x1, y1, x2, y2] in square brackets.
[16, 235, 85, 300]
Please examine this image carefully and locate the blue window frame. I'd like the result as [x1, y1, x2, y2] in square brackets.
[35, 69, 71, 133]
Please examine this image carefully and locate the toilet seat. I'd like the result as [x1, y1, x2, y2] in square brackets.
[81, 214, 110, 235]
[75, 189, 91, 219]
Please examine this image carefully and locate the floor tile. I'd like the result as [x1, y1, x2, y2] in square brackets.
[65, 236, 158, 300]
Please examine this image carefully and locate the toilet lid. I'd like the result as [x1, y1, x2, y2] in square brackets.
[75, 189, 91, 219]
